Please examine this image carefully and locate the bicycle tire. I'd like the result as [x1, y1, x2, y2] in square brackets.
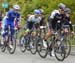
[64, 39, 71, 58]
[54, 40, 65, 61]
[1, 45, 6, 52]
[8, 36, 16, 54]
[37, 38, 48, 58]
[19, 35, 27, 53]
[30, 36, 37, 55]
[0, 40, 6, 52]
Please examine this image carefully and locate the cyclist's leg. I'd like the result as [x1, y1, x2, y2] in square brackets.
[24, 21, 29, 30]
[50, 25, 61, 56]
[8, 23, 15, 48]
[31, 23, 39, 37]
[1, 25, 8, 45]
[24, 22, 33, 36]
[43, 25, 52, 48]
[10, 23, 15, 40]
[44, 29, 52, 40]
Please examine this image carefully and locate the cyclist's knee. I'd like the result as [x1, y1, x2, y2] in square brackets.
[32, 31, 37, 37]
[11, 28, 15, 35]
[48, 29, 52, 36]
[44, 30, 51, 39]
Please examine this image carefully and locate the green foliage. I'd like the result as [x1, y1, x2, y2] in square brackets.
[0, 0, 75, 24]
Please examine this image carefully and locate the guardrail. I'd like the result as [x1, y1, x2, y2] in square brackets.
[70, 25, 75, 46]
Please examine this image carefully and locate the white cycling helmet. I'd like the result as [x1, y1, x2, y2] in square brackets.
[13, 5, 20, 10]
[39, 9, 44, 14]
[58, 3, 66, 10]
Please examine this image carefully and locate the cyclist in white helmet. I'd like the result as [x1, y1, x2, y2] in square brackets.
[1, 4, 20, 48]
[43, 3, 66, 56]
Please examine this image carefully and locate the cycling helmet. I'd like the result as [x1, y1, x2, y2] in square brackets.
[34, 9, 41, 14]
[39, 9, 44, 14]
[13, 5, 20, 10]
[58, 3, 66, 10]
[65, 8, 71, 14]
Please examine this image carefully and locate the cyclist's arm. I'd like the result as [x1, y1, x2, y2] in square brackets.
[68, 17, 73, 31]
[69, 21, 73, 31]
[6, 11, 12, 18]
[27, 15, 32, 22]
[48, 11, 56, 29]
[15, 13, 21, 27]
[16, 13, 20, 22]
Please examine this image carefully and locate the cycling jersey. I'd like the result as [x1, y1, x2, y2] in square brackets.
[62, 15, 73, 31]
[26, 15, 41, 29]
[40, 15, 45, 26]
[28, 15, 41, 23]
[48, 10, 62, 30]
[2, 9, 20, 28]
[48, 10, 73, 31]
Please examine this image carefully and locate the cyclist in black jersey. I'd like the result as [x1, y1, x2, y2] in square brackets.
[43, 3, 66, 56]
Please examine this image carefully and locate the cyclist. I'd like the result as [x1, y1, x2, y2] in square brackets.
[43, 3, 66, 56]
[24, 14, 31, 30]
[60, 8, 74, 41]
[63, 8, 73, 32]
[1, 5, 20, 48]
[39, 9, 45, 26]
[0, 12, 2, 31]
[24, 9, 41, 36]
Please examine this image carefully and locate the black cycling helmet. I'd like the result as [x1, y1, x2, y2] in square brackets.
[58, 3, 66, 10]
[65, 8, 71, 14]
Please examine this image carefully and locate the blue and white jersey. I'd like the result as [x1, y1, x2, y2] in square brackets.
[2, 9, 20, 26]
[28, 15, 41, 24]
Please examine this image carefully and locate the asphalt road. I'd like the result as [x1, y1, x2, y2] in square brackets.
[0, 46, 75, 63]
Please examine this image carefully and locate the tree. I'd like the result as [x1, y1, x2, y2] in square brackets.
[0, 0, 75, 23]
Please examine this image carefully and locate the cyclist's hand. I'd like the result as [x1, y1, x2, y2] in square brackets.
[64, 28, 68, 33]
[14, 27, 18, 30]
[71, 31, 75, 35]
[18, 24, 22, 29]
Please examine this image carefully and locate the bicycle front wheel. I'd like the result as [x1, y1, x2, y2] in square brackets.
[19, 35, 27, 53]
[30, 36, 37, 55]
[37, 38, 48, 58]
[1, 44, 6, 52]
[7, 36, 16, 54]
[54, 40, 65, 61]
[64, 39, 71, 58]
[0, 39, 6, 52]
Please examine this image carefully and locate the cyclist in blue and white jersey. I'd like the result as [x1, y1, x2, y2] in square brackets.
[24, 9, 41, 34]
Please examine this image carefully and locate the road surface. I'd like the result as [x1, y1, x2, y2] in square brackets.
[0, 46, 75, 63]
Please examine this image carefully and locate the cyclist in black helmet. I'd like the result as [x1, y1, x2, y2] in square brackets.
[62, 8, 73, 33]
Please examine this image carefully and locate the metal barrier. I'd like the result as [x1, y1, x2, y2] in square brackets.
[70, 25, 75, 55]
[71, 25, 75, 46]
[72, 25, 75, 31]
